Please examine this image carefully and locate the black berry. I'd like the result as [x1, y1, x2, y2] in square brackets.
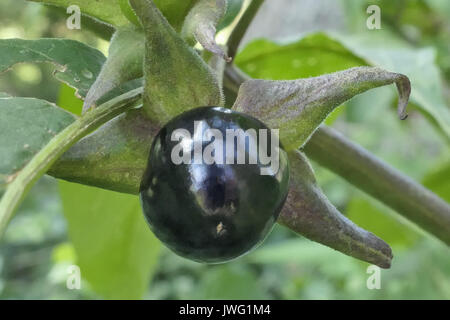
[140, 107, 290, 263]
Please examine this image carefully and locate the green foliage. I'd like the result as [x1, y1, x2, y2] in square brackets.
[247, 238, 347, 265]
[29, 0, 198, 31]
[244, 237, 450, 299]
[235, 33, 368, 79]
[341, 0, 450, 80]
[56, 83, 160, 300]
[59, 181, 161, 299]
[0, 38, 106, 98]
[0, 97, 76, 190]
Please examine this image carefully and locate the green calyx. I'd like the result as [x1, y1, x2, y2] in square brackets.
[129, 0, 224, 125]
[83, 26, 144, 113]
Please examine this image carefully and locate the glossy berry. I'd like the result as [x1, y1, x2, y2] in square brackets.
[140, 107, 290, 263]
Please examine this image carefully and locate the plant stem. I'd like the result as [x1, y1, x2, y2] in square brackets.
[0, 88, 143, 237]
[225, 65, 450, 245]
[227, 0, 265, 59]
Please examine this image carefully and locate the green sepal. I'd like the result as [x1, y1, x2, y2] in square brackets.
[130, 0, 224, 125]
[83, 26, 145, 112]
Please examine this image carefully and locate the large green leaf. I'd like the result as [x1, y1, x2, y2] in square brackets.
[234, 33, 369, 126]
[30, 0, 198, 30]
[29, 0, 129, 26]
[59, 181, 161, 299]
[0, 38, 106, 98]
[0, 96, 76, 190]
[235, 32, 450, 139]
[235, 33, 368, 79]
[58, 84, 83, 116]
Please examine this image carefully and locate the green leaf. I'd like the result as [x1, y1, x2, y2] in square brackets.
[30, 0, 198, 29]
[28, 0, 129, 27]
[0, 96, 76, 190]
[130, 0, 223, 125]
[59, 181, 161, 299]
[235, 32, 450, 140]
[234, 33, 369, 125]
[53, 85, 158, 314]
[182, 0, 230, 61]
[0, 38, 106, 98]
[235, 33, 368, 79]
[58, 84, 83, 116]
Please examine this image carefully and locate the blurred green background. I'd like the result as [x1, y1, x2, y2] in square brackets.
[0, 0, 449, 299]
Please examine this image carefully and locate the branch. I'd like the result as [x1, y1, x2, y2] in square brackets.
[0, 88, 143, 237]
[227, 0, 265, 59]
[225, 65, 450, 245]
